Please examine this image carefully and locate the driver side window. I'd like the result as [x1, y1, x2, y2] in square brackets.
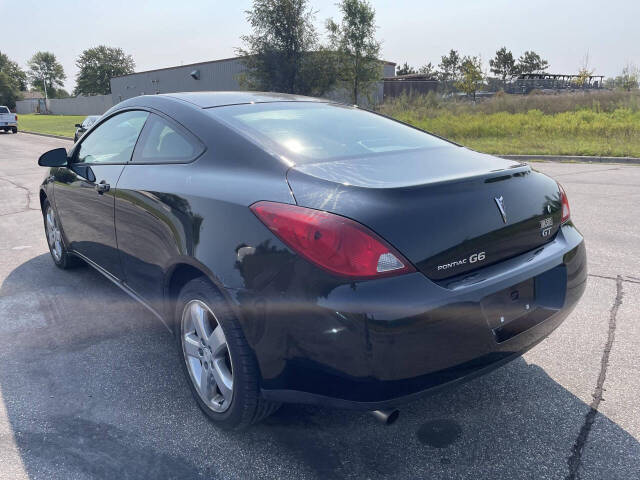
[76, 110, 149, 164]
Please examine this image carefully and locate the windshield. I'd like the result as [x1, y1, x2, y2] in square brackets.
[0, 107, 9, 114]
[210, 102, 451, 164]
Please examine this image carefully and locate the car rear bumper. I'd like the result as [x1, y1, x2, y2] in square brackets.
[234, 224, 586, 410]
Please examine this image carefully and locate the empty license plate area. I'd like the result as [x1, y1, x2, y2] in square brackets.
[480, 279, 535, 330]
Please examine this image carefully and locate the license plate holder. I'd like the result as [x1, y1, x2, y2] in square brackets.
[481, 279, 535, 329]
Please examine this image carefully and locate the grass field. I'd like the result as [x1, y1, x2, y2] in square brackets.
[18, 114, 84, 138]
[388, 108, 640, 157]
[380, 90, 640, 157]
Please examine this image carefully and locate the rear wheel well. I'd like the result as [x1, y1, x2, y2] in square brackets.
[167, 264, 213, 323]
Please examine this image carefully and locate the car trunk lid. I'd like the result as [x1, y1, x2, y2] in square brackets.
[286, 146, 563, 280]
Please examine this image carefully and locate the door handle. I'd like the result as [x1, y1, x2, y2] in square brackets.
[95, 181, 110, 194]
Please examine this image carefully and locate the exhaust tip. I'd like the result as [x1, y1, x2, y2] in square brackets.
[371, 409, 400, 425]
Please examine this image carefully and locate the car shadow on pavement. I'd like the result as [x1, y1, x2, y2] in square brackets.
[0, 254, 638, 479]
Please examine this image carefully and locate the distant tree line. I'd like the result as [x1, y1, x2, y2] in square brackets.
[0, 46, 135, 108]
[604, 63, 639, 91]
[395, 47, 551, 99]
[396, 47, 640, 100]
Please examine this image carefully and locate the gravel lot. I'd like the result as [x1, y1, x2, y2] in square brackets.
[0, 132, 638, 480]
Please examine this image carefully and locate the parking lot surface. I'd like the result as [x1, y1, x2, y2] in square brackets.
[0, 132, 638, 479]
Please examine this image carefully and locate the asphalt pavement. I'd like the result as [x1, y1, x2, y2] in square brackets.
[0, 132, 638, 479]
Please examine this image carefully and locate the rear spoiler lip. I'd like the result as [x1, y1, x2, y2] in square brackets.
[287, 158, 532, 192]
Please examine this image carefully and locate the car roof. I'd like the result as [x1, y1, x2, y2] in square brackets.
[159, 91, 326, 109]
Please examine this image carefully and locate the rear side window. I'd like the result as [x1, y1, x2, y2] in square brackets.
[132, 114, 203, 164]
[76, 110, 148, 164]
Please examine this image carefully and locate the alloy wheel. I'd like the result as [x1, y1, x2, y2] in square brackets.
[181, 300, 234, 413]
[45, 206, 63, 262]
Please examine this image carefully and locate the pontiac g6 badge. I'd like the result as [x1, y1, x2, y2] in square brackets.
[494, 196, 507, 223]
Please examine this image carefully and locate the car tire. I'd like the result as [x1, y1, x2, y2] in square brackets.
[11, 127, 17, 134]
[176, 277, 280, 430]
[42, 199, 83, 269]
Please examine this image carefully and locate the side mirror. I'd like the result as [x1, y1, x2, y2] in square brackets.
[38, 148, 69, 167]
[75, 124, 82, 128]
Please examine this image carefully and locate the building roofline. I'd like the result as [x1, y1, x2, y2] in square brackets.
[111, 56, 243, 79]
[112, 55, 396, 80]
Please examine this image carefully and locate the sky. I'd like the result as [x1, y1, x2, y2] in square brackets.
[2, 0, 637, 93]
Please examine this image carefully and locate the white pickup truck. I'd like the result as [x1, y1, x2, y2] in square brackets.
[0, 106, 18, 133]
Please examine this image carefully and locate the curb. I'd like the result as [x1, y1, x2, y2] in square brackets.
[499, 154, 640, 165]
[19, 131, 74, 142]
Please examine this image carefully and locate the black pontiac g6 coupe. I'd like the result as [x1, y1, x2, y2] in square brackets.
[37, 92, 587, 429]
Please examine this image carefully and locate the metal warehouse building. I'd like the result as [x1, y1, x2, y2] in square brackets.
[110, 56, 396, 105]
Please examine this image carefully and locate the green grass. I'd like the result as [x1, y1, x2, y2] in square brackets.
[380, 91, 640, 157]
[18, 114, 84, 138]
[391, 108, 640, 157]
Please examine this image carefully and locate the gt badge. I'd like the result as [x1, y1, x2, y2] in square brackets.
[540, 217, 553, 237]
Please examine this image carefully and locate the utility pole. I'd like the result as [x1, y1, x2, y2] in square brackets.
[42, 66, 49, 113]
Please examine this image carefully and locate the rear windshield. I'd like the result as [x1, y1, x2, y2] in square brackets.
[0, 107, 9, 114]
[210, 102, 450, 164]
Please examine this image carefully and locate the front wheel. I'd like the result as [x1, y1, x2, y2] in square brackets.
[42, 199, 82, 269]
[176, 277, 279, 429]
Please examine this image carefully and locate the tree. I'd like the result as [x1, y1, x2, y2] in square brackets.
[619, 63, 639, 91]
[27, 51, 66, 99]
[604, 64, 639, 91]
[0, 51, 27, 91]
[456, 56, 484, 101]
[575, 52, 594, 87]
[489, 47, 515, 87]
[438, 49, 460, 92]
[327, 0, 382, 104]
[0, 72, 20, 108]
[396, 62, 416, 76]
[237, 0, 336, 96]
[515, 50, 549, 74]
[74, 46, 135, 96]
[418, 62, 437, 78]
[55, 88, 71, 98]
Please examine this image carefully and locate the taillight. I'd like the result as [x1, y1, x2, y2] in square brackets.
[250, 201, 415, 279]
[558, 182, 570, 223]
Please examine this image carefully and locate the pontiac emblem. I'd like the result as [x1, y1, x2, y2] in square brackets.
[494, 196, 507, 224]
